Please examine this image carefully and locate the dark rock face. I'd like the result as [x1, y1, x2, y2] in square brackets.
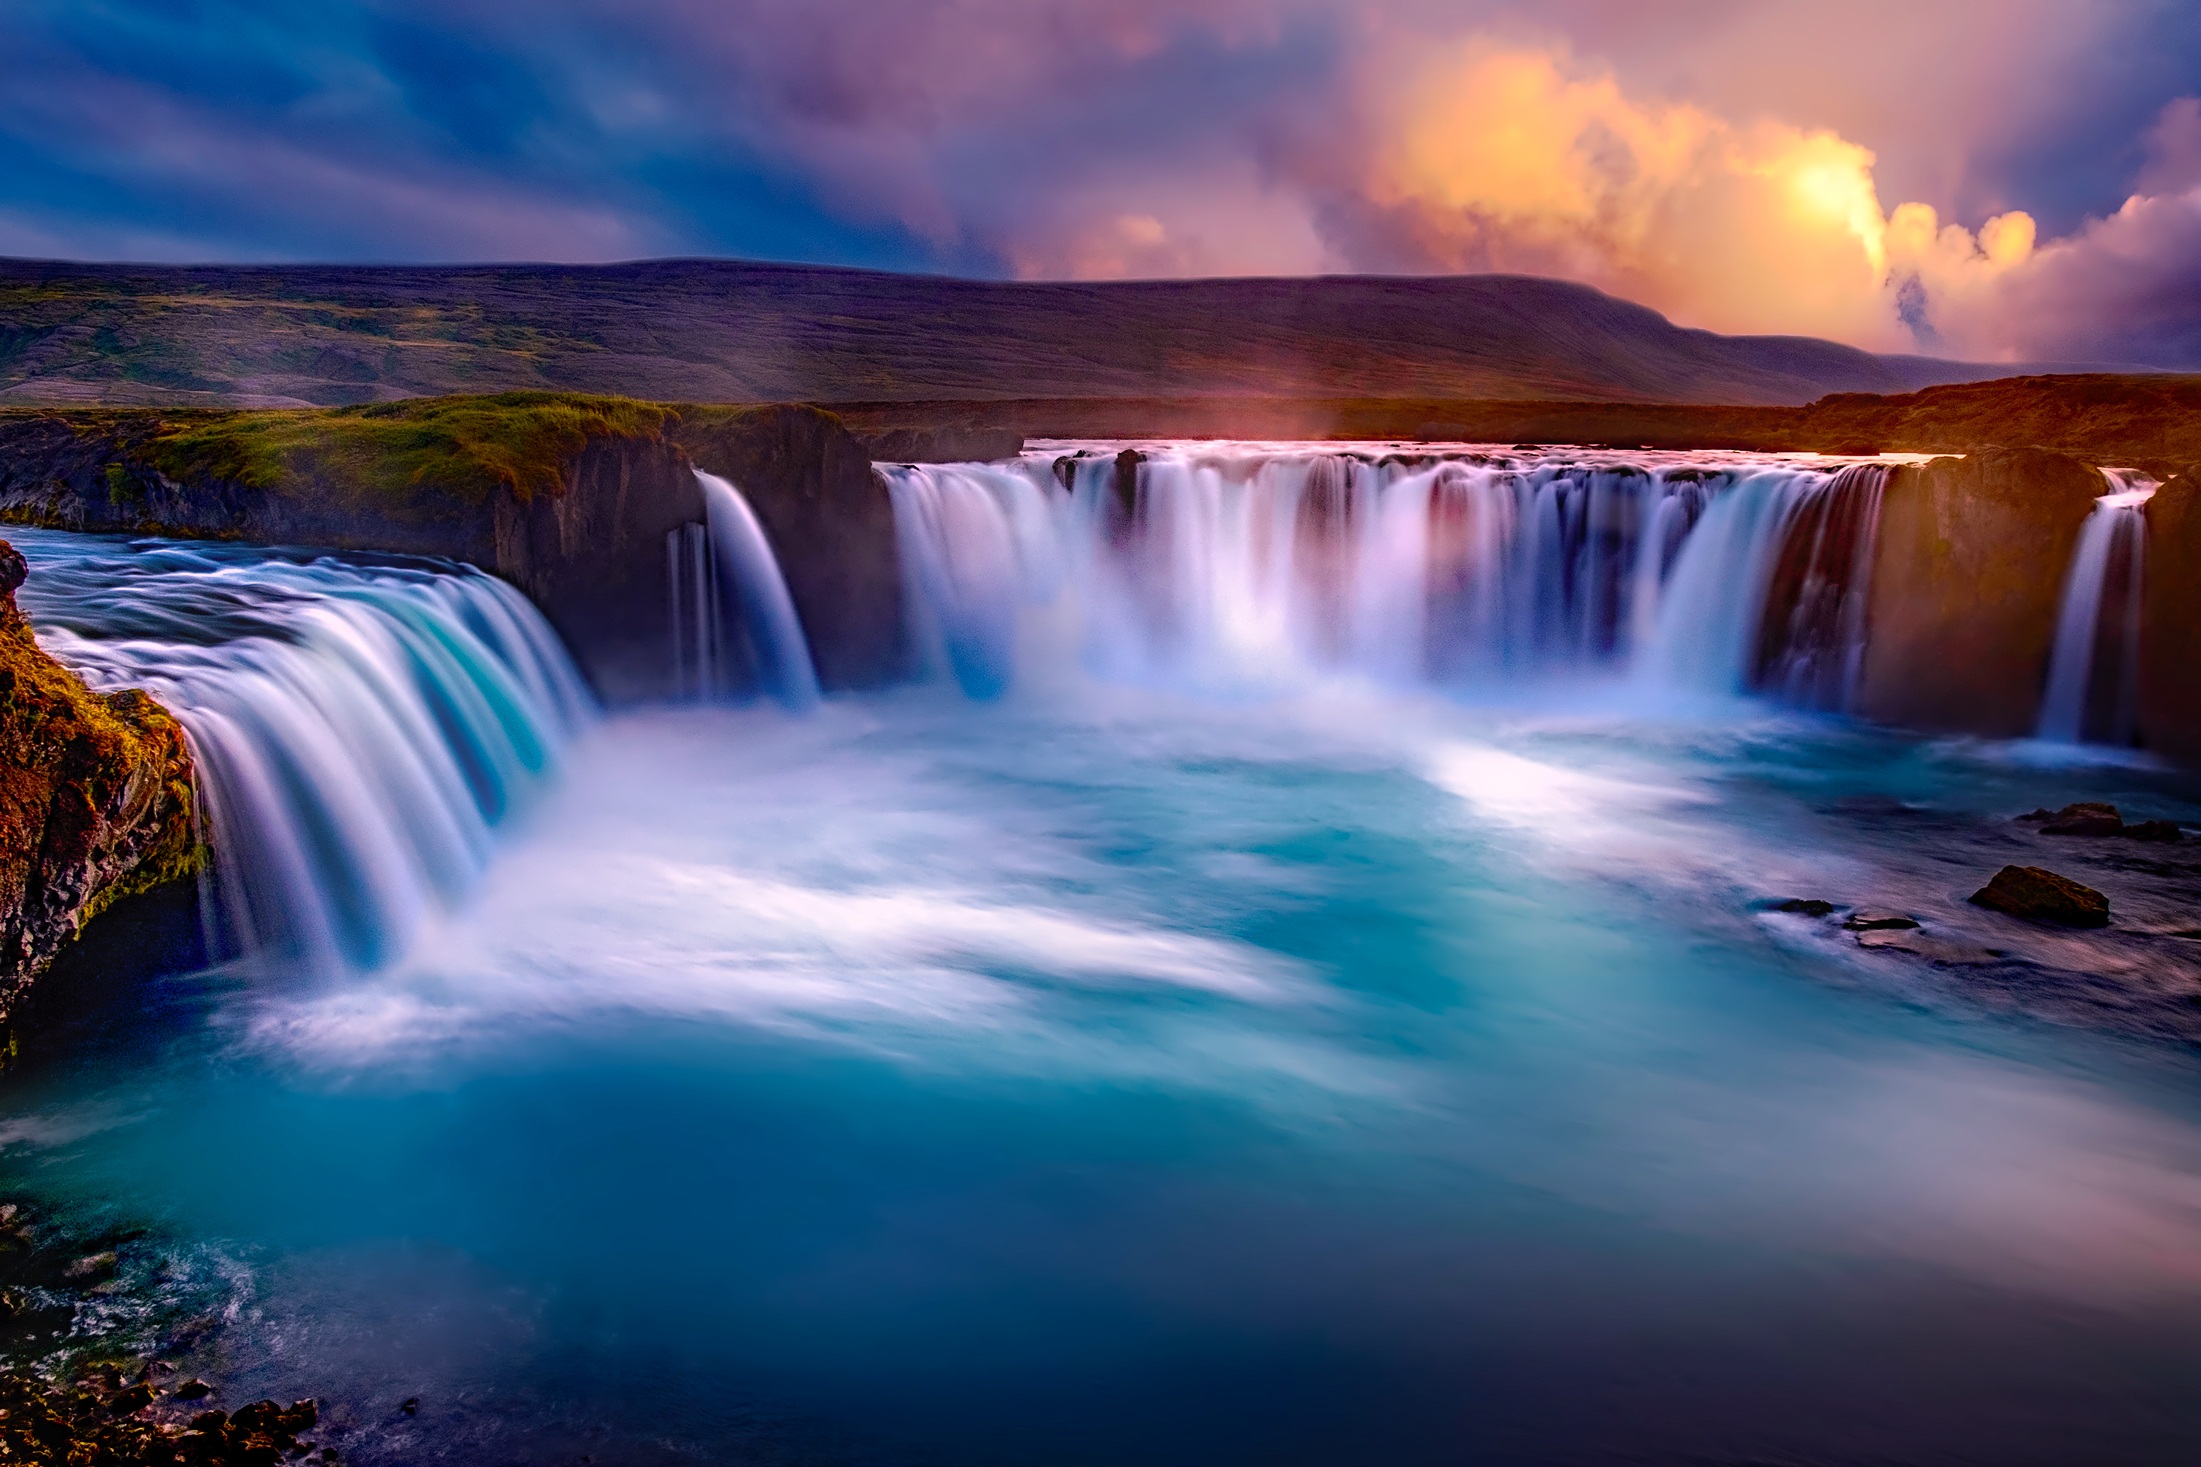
[493, 433, 703, 702]
[0, 540, 199, 1013]
[1857, 448, 2104, 735]
[673, 405, 905, 690]
[1969, 865, 2111, 928]
[2141, 471, 2201, 762]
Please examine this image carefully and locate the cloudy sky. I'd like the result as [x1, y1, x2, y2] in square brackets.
[6, 0, 2201, 363]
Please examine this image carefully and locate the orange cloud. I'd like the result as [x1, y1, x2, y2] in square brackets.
[1355, 40, 2040, 351]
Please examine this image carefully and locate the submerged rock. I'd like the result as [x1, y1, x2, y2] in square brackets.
[1854, 928, 2004, 964]
[1843, 909, 1921, 931]
[1969, 866, 2111, 928]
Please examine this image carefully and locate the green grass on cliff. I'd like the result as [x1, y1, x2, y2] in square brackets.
[143, 391, 675, 506]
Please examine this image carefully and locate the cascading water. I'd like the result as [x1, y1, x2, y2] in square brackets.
[1749, 463, 1889, 711]
[2039, 469, 2158, 746]
[667, 472, 821, 708]
[884, 444, 1892, 708]
[7, 530, 592, 974]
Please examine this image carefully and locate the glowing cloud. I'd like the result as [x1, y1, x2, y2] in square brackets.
[1344, 40, 2043, 352]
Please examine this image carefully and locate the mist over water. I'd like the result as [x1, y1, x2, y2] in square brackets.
[4, 458, 2201, 1465]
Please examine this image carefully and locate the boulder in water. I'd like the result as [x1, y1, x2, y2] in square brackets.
[2039, 802, 2124, 836]
[1969, 866, 2111, 927]
[1770, 898, 1836, 917]
[2125, 819, 2183, 842]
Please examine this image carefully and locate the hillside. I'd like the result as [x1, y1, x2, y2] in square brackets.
[0, 258, 2064, 411]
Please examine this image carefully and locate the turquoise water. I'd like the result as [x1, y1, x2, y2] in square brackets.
[7, 673, 2201, 1463]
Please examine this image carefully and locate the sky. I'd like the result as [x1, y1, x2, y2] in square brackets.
[4, 0, 2201, 365]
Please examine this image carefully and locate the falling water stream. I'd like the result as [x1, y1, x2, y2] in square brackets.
[2, 449, 2199, 1466]
[2040, 469, 2158, 746]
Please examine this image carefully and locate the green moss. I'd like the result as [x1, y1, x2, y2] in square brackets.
[142, 391, 677, 508]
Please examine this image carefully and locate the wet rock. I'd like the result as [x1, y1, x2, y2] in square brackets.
[2039, 802, 2125, 836]
[1843, 909, 1921, 931]
[1771, 898, 1836, 917]
[63, 1250, 116, 1281]
[1855, 929, 2005, 964]
[175, 1377, 212, 1399]
[2125, 819, 2183, 843]
[1970, 865, 2111, 928]
[401, 1395, 420, 1416]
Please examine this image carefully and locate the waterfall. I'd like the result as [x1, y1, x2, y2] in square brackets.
[885, 445, 1887, 707]
[2038, 469, 2157, 745]
[10, 532, 593, 975]
[667, 520, 725, 700]
[1749, 463, 1889, 712]
[671, 472, 821, 709]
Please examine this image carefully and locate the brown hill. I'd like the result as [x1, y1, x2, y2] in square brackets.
[0, 258, 2071, 411]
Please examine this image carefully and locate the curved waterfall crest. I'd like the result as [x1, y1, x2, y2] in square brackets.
[668, 471, 822, 709]
[885, 445, 1892, 707]
[11, 532, 594, 976]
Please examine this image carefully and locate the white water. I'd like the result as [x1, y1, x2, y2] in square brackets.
[9, 461, 2201, 1464]
[10, 534, 592, 974]
[686, 471, 820, 709]
[885, 444, 1893, 707]
[2039, 469, 2158, 745]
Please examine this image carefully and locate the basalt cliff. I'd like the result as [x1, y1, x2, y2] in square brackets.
[0, 395, 907, 701]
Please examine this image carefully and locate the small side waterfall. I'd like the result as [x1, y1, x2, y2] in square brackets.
[10, 532, 593, 974]
[885, 446, 1891, 709]
[667, 472, 820, 708]
[2038, 469, 2157, 745]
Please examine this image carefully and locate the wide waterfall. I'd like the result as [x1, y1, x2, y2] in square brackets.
[8, 530, 592, 974]
[884, 444, 1892, 708]
[668, 471, 821, 708]
[2039, 468, 2157, 745]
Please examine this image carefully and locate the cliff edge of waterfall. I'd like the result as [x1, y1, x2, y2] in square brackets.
[2142, 470, 2201, 764]
[1858, 448, 2108, 737]
[0, 396, 905, 701]
[0, 540, 197, 1018]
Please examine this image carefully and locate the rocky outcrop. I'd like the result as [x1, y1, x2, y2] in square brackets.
[1855, 448, 2104, 735]
[0, 541, 198, 1017]
[2139, 471, 2201, 762]
[673, 405, 905, 689]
